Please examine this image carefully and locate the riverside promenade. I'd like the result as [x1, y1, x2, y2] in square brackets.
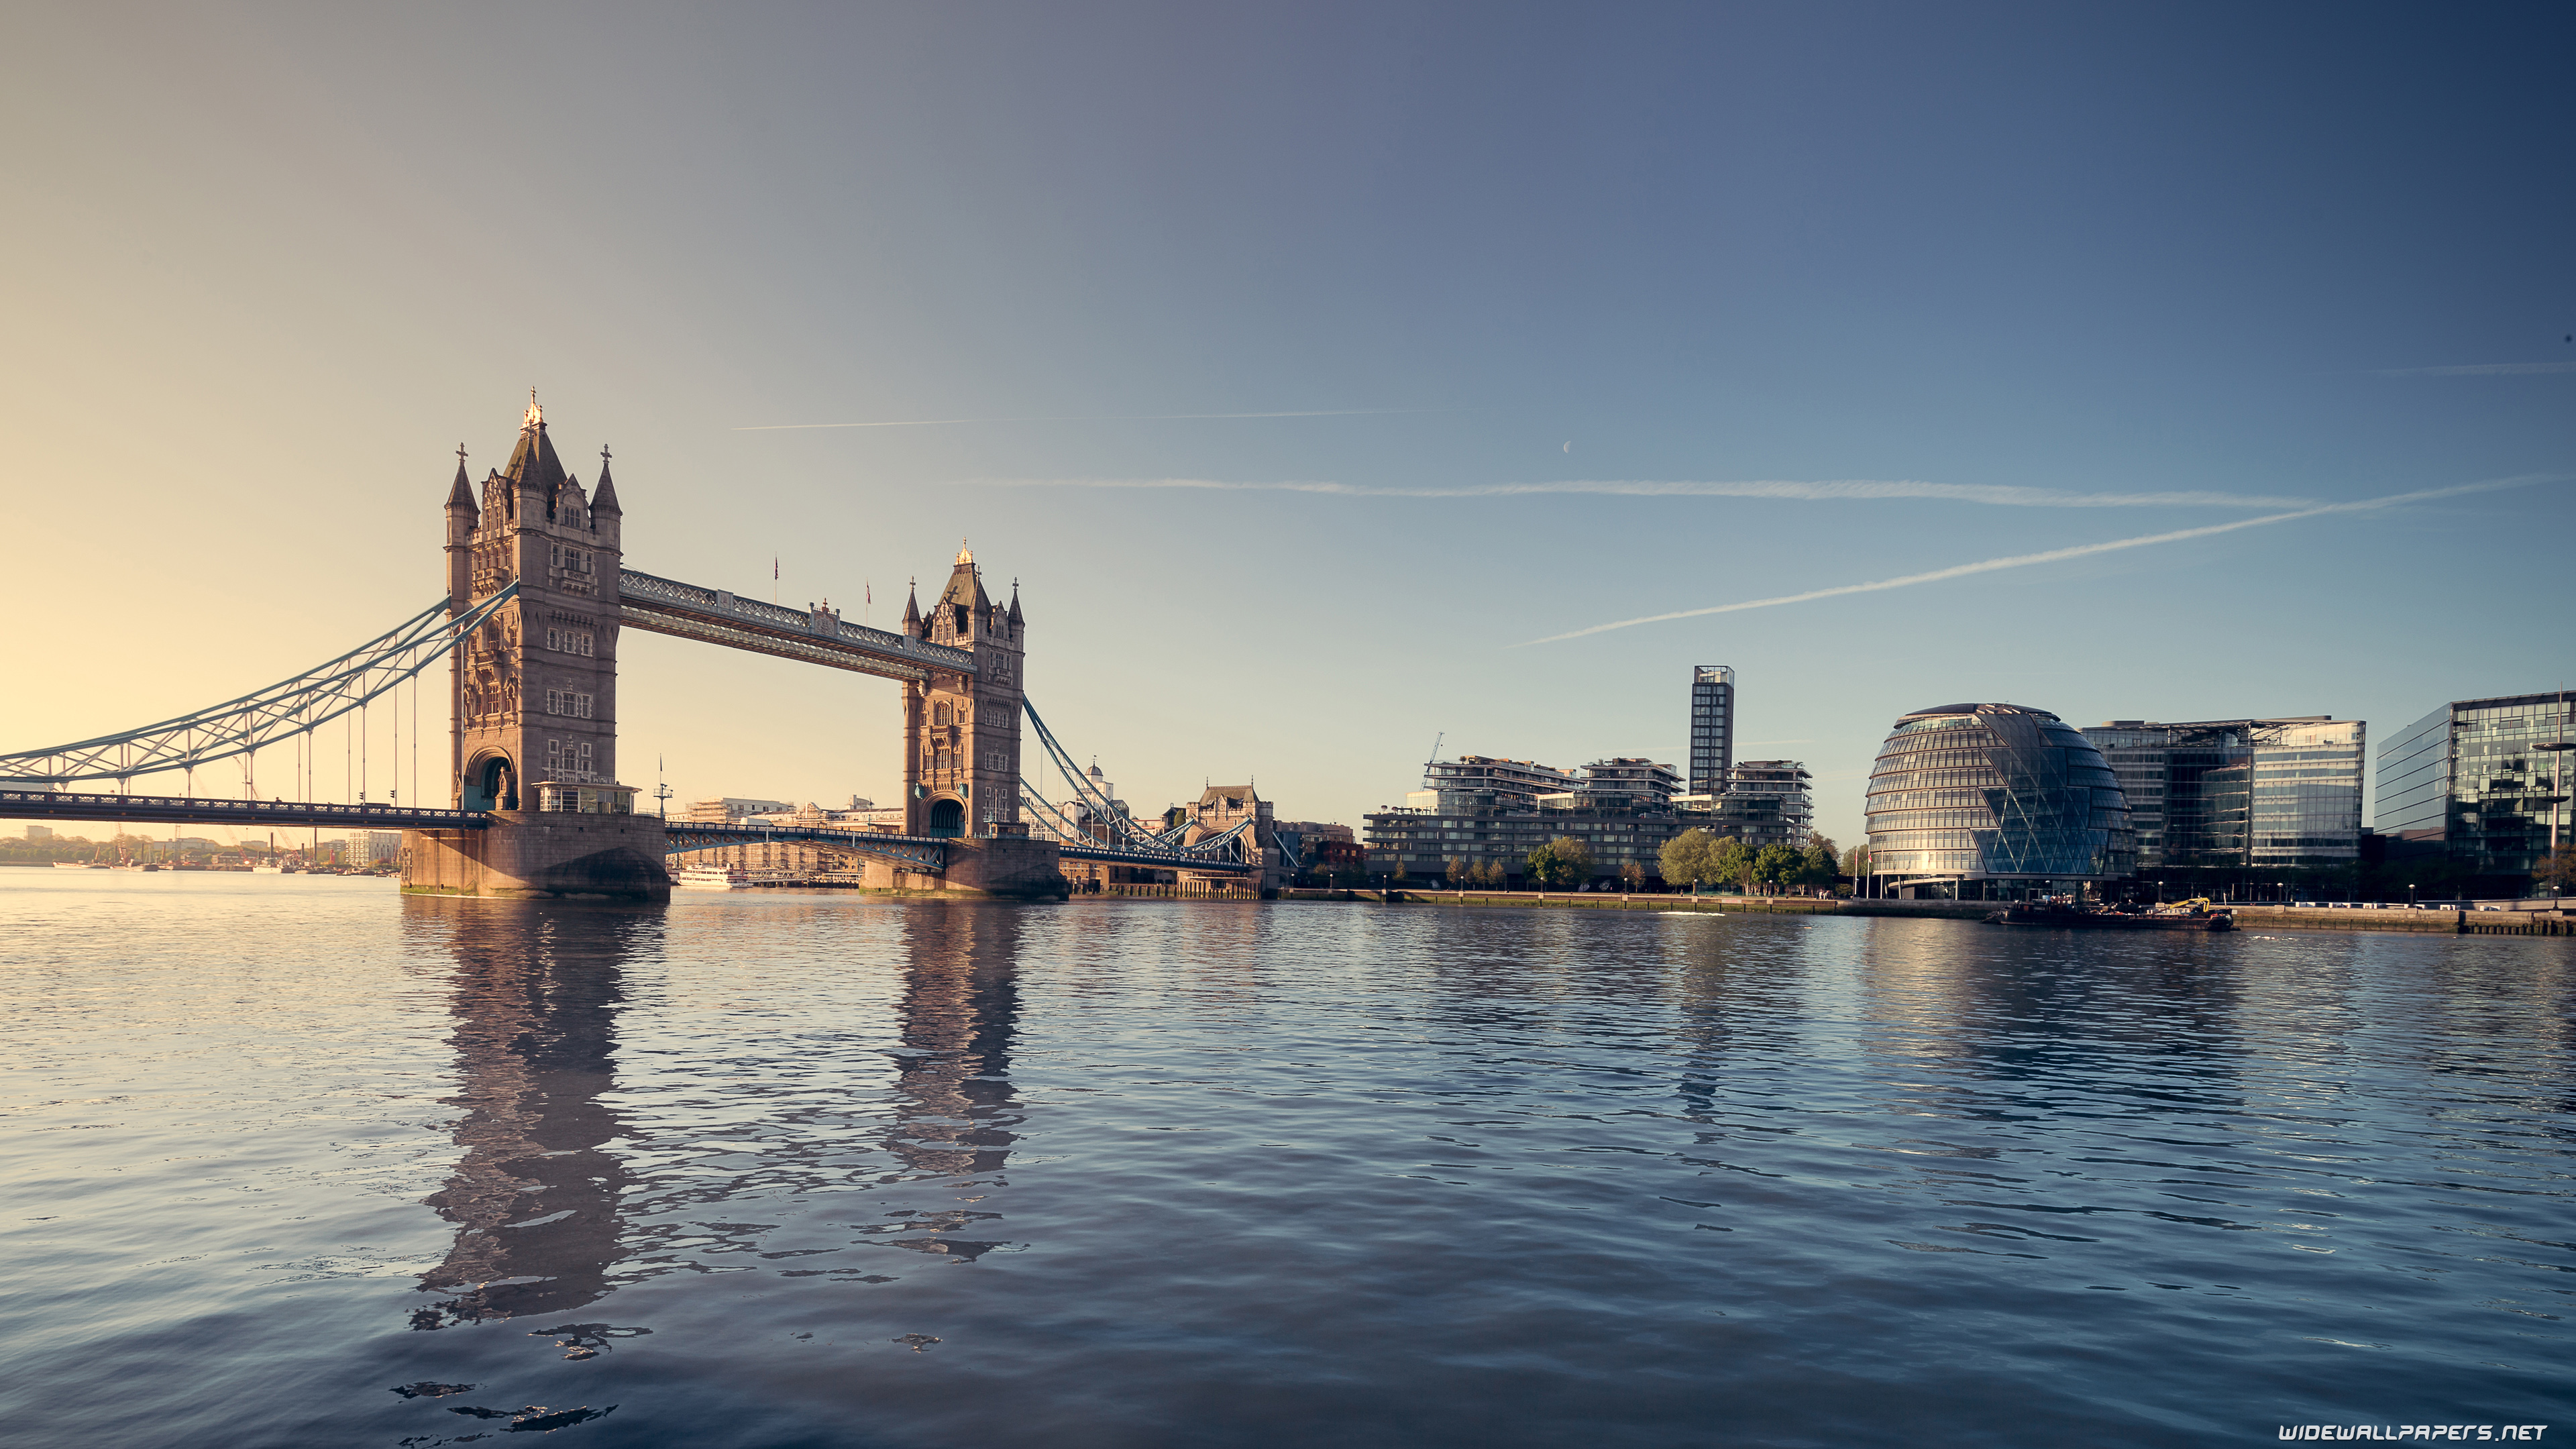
[1279, 889, 2576, 936]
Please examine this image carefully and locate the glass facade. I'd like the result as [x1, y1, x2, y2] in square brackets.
[2250, 720, 2365, 867]
[2082, 717, 2363, 871]
[2374, 691, 2575, 877]
[1688, 665, 1734, 797]
[1866, 703, 2131, 884]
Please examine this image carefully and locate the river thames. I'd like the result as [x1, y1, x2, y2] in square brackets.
[1, 872, 2567, 1446]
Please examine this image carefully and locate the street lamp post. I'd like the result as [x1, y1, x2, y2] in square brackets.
[2536, 688, 2570, 908]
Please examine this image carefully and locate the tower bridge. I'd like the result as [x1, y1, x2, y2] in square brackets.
[0, 398, 1277, 900]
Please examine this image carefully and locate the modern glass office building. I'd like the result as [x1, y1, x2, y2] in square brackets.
[2377, 690, 2574, 883]
[2081, 717, 2364, 875]
[1864, 703, 2131, 896]
[1688, 665, 1735, 798]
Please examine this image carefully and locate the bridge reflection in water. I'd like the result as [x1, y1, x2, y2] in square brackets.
[403, 898, 648, 1329]
[398, 898, 1028, 1333]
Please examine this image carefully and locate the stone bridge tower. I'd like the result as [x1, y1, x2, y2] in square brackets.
[444, 396, 628, 814]
[899, 546, 1025, 839]
[409, 396, 662, 901]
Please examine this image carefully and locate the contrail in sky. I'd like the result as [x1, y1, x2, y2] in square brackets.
[969, 477, 2321, 508]
[2373, 361, 2576, 377]
[733, 409, 1466, 431]
[1519, 474, 2561, 646]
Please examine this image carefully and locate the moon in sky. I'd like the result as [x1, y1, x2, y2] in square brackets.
[1562, 441, 1571, 453]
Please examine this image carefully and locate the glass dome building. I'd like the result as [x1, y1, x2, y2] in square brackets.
[1863, 703, 2132, 898]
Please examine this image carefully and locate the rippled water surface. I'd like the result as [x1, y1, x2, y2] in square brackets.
[2, 873, 2569, 1447]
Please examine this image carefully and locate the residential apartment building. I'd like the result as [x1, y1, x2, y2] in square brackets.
[1675, 759, 1813, 851]
[682, 796, 794, 824]
[1366, 802, 1688, 883]
[1688, 665, 1735, 797]
[1406, 755, 1582, 814]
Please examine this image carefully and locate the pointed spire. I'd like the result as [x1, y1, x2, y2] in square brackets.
[591, 443, 622, 514]
[447, 444, 476, 511]
[500, 390, 566, 492]
[900, 577, 921, 636]
[1007, 578, 1023, 625]
[956, 537, 973, 566]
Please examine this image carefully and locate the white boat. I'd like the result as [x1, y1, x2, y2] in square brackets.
[250, 865, 284, 874]
[52, 861, 86, 869]
[675, 866, 751, 891]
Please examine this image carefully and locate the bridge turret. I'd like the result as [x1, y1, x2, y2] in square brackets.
[590, 446, 623, 551]
[445, 445, 478, 608]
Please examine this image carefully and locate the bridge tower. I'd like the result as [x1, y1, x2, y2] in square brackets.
[447, 396, 629, 814]
[900, 546, 1026, 839]
[408, 396, 663, 900]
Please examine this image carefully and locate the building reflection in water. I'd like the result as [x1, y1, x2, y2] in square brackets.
[402, 897, 653, 1329]
[866, 905, 1026, 1263]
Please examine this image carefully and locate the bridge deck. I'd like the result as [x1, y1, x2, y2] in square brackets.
[661, 819, 955, 870]
[1057, 842, 1252, 873]
[0, 790, 490, 831]
[619, 570, 976, 683]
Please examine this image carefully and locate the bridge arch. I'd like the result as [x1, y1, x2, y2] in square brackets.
[926, 798, 966, 837]
[462, 752, 517, 812]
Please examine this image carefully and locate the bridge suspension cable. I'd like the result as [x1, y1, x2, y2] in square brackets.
[0, 586, 518, 790]
[1018, 698, 1256, 864]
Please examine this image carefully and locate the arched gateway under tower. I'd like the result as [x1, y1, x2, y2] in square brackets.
[402, 398, 1059, 900]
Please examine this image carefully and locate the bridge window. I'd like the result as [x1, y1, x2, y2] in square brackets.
[544, 690, 594, 719]
[934, 702, 950, 727]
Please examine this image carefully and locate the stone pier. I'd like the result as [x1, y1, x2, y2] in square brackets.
[850, 836, 1067, 899]
[403, 814, 672, 901]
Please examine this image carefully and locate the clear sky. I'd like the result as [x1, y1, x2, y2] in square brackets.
[3, 3, 2570, 845]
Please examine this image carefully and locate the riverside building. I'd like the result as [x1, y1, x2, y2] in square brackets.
[1688, 665, 1736, 796]
[1366, 754, 1687, 885]
[2377, 689, 2574, 893]
[1675, 760, 1814, 852]
[1864, 703, 2131, 900]
[2081, 717, 2365, 888]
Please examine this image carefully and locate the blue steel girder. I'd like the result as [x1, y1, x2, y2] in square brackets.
[0, 586, 519, 790]
[1055, 841, 1254, 873]
[663, 820, 948, 873]
[1018, 776, 1257, 867]
[0, 790, 490, 831]
[617, 570, 975, 683]
[1018, 699, 1263, 866]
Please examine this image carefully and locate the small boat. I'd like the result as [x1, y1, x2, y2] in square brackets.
[1986, 904, 2233, 931]
[250, 865, 284, 874]
[676, 866, 751, 891]
[52, 861, 85, 869]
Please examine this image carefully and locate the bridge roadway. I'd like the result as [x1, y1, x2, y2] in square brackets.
[0, 791, 1254, 877]
[669, 820, 1255, 875]
[0, 789, 488, 832]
